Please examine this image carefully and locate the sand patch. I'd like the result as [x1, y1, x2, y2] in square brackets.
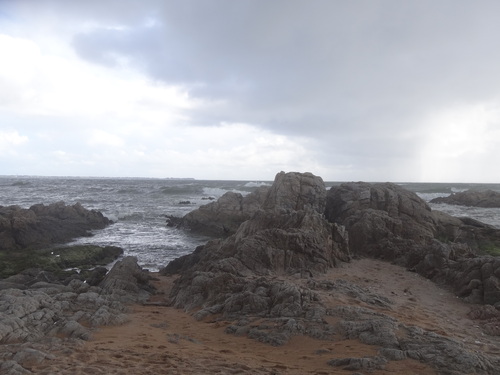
[29, 258, 499, 374]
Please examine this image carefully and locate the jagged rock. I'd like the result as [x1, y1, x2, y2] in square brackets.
[323, 181, 500, 305]
[163, 173, 500, 373]
[175, 186, 270, 237]
[431, 189, 500, 208]
[330, 305, 499, 374]
[324, 182, 436, 259]
[1, 360, 31, 375]
[0, 257, 153, 346]
[0, 202, 111, 251]
[262, 171, 327, 213]
[164, 172, 350, 348]
[432, 211, 500, 253]
[166, 208, 350, 311]
[99, 256, 154, 303]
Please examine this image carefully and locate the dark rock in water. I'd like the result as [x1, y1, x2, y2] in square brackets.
[0, 201, 111, 251]
[431, 189, 500, 208]
[176, 185, 270, 237]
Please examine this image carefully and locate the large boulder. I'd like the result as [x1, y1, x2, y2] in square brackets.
[324, 182, 436, 260]
[0, 202, 111, 251]
[99, 256, 154, 303]
[431, 189, 500, 207]
[175, 186, 270, 237]
[262, 171, 327, 213]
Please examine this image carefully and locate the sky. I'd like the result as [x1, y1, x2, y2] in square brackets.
[1, 0, 500, 182]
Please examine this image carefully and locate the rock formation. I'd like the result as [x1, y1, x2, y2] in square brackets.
[431, 189, 500, 207]
[0, 201, 111, 251]
[163, 171, 349, 311]
[163, 172, 500, 374]
[0, 257, 155, 372]
[169, 185, 270, 237]
[324, 181, 500, 307]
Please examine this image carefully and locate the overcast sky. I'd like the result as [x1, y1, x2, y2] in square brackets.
[1, 0, 500, 182]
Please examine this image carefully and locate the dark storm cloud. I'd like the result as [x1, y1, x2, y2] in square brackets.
[12, 0, 500, 180]
[69, 1, 500, 135]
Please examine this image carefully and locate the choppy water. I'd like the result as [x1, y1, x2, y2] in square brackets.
[1, 176, 499, 270]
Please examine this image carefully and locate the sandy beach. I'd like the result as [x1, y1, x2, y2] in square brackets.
[25, 258, 499, 374]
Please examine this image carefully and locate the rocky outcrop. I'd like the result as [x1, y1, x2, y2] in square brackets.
[0, 202, 111, 251]
[163, 174, 500, 374]
[171, 186, 270, 237]
[324, 182, 436, 261]
[171, 171, 327, 238]
[262, 171, 326, 213]
[0, 256, 154, 372]
[324, 181, 500, 306]
[431, 189, 500, 207]
[163, 171, 350, 311]
[329, 304, 499, 374]
[0, 245, 124, 279]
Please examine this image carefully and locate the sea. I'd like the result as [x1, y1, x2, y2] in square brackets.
[1, 176, 500, 271]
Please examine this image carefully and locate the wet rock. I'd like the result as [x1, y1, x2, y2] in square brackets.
[177, 186, 270, 237]
[0, 202, 111, 251]
[431, 189, 500, 208]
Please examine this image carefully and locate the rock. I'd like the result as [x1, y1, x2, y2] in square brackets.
[324, 182, 436, 260]
[468, 305, 500, 336]
[165, 172, 350, 346]
[12, 348, 55, 367]
[431, 189, 500, 207]
[330, 305, 499, 374]
[323, 181, 500, 305]
[99, 256, 154, 303]
[0, 202, 111, 251]
[177, 186, 270, 237]
[0, 360, 31, 375]
[0, 257, 153, 345]
[262, 171, 327, 213]
[0, 245, 124, 280]
[163, 173, 500, 373]
[328, 356, 388, 371]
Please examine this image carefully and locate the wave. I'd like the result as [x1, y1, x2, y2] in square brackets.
[244, 181, 272, 188]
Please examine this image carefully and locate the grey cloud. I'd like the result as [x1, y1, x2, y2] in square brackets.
[20, 0, 500, 179]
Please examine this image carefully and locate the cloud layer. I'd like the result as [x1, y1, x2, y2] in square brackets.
[2, 0, 500, 181]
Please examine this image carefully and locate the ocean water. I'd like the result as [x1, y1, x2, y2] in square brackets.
[1, 176, 499, 271]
